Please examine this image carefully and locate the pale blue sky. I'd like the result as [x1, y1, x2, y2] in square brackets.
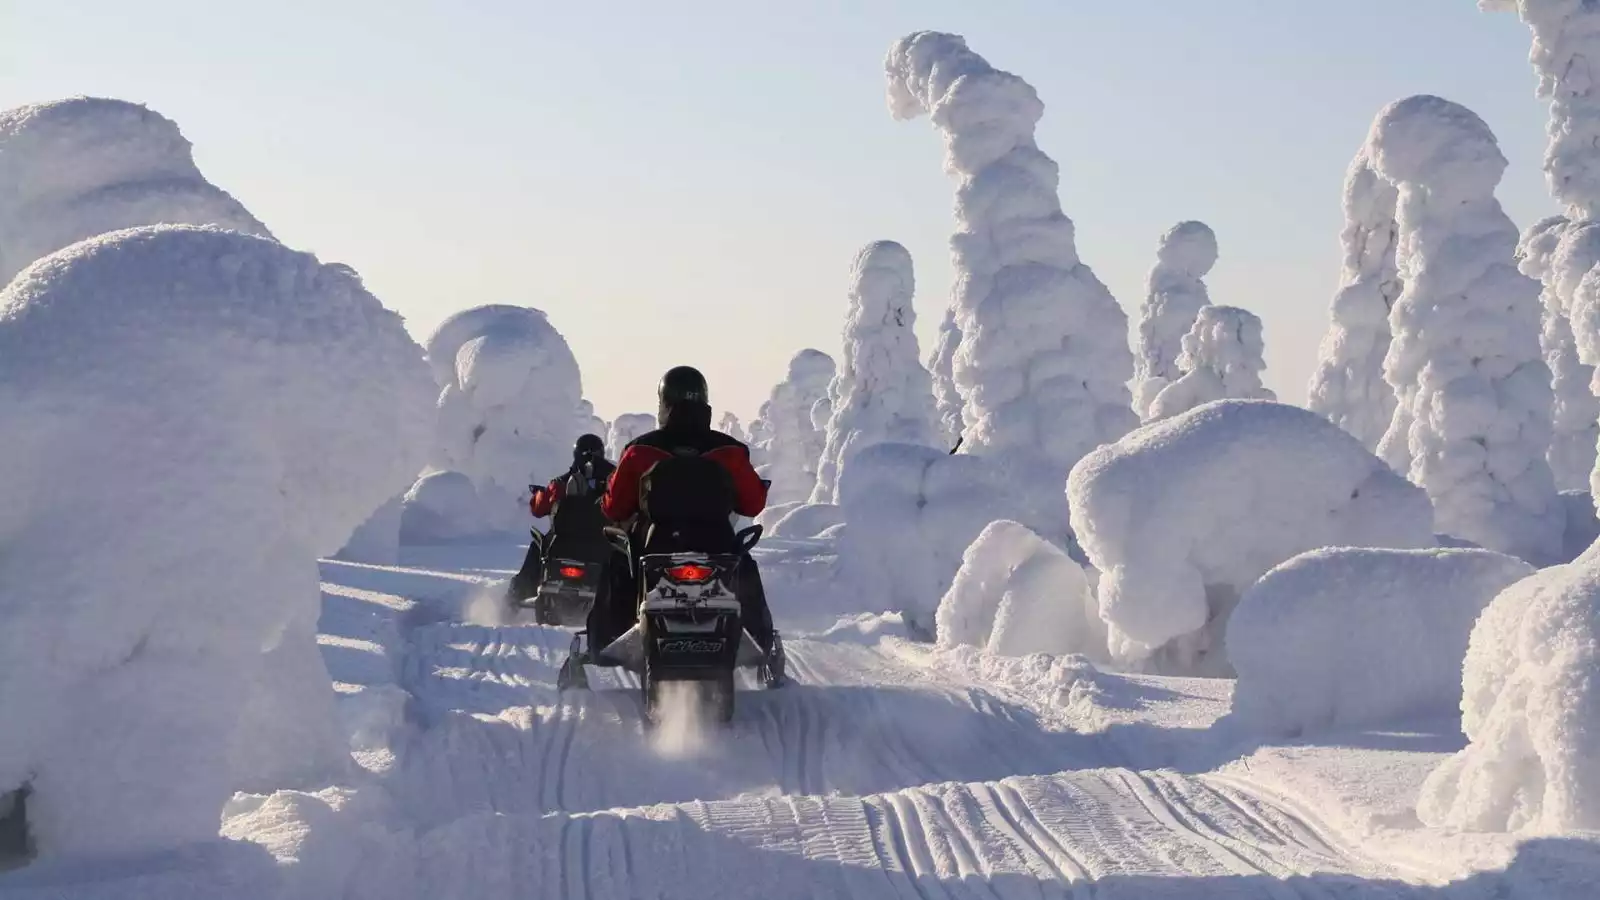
[2, 1, 1553, 424]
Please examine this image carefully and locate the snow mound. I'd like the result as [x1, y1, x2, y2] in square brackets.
[1419, 538, 1600, 832]
[771, 503, 844, 539]
[755, 500, 806, 532]
[755, 349, 835, 505]
[606, 412, 655, 454]
[0, 225, 433, 858]
[1229, 547, 1533, 738]
[0, 98, 271, 287]
[423, 305, 588, 535]
[936, 520, 1107, 660]
[1307, 141, 1402, 452]
[334, 495, 405, 565]
[1371, 95, 1561, 566]
[1134, 221, 1218, 418]
[837, 442, 1020, 635]
[812, 240, 940, 504]
[1147, 305, 1274, 420]
[1067, 399, 1435, 674]
[885, 31, 1137, 485]
[400, 470, 488, 544]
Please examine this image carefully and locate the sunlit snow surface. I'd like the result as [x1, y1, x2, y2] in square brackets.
[4, 529, 1596, 898]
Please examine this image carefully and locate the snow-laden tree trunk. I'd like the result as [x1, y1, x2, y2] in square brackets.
[755, 349, 835, 505]
[1372, 95, 1562, 566]
[1307, 144, 1403, 453]
[926, 305, 965, 448]
[1518, 215, 1599, 490]
[811, 241, 940, 504]
[885, 31, 1137, 491]
[1487, 0, 1600, 495]
[1133, 221, 1218, 419]
[1147, 306, 1274, 420]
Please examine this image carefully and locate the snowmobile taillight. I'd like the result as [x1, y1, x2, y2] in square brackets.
[665, 563, 715, 583]
[558, 565, 585, 579]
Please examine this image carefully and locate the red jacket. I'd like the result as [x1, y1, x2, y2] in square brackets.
[529, 478, 564, 518]
[602, 437, 767, 522]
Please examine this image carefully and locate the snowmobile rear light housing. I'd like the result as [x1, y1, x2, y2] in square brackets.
[664, 564, 715, 584]
[558, 564, 585, 579]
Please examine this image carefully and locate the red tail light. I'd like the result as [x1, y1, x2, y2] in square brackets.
[665, 564, 715, 583]
[557, 565, 585, 579]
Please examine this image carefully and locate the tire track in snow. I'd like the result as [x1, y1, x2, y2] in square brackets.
[970, 781, 1089, 898]
[1116, 769, 1271, 878]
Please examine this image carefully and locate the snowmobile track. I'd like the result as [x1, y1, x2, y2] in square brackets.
[357, 563, 1439, 898]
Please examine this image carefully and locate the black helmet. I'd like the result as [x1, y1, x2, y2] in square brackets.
[574, 433, 604, 459]
[658, 365, 709, 409]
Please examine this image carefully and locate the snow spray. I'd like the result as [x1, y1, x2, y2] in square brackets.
[648, 682, 711, 759]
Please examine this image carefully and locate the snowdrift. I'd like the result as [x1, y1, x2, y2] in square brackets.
[0, 225, 434, 857]
[836, 442, 1020, 635]
[771, 503, 844, 539]
[0, 98, 271, 287]
[1229, 547, 1533, 738]
[1067, 399, 1435, 674]
[420, 305, 588, 537]
[936, 520, 1107, 660]
[1419, 537, 1600, 833]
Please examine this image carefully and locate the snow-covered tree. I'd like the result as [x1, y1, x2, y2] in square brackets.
[1372, 95, 1561, 565]
[926, 305, 964, 448]
[1147, 305, 1275, 420]
[577, 399, 607, 442]
[1306, 142, 1403, 452]
[420, 305, 589, 535]
[0, 226, 434, 857]
[886, 31, 1138, 487]
[718, 411, 747, 442]
[1518, 215, 1599, 489]
[1486, 0, 1600, 497]
[607, 413, 655, 454]
[811, 241, 940, 504]
[0, 98, 272, 286]
[1133, 221, 1219, 419]
[755, 349, 835, 505]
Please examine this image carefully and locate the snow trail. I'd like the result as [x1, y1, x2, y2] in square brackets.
[268, 537, 1545, 900]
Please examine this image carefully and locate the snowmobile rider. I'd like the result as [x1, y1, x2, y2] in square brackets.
[584, 365, 776, 656]
[506, 433, 615, 603]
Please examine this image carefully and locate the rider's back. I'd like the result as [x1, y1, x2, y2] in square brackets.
[601, 399, 767, 540]
[548, 459, 614, 561]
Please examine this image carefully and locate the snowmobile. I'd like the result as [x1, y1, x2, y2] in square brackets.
[556, 522, 785, 725]
[510, 528, 601, 626]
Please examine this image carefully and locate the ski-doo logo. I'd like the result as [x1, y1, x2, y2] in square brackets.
[657, 638, 724, 655]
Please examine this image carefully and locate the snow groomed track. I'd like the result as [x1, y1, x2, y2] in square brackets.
[297, 540, 1573, 899]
